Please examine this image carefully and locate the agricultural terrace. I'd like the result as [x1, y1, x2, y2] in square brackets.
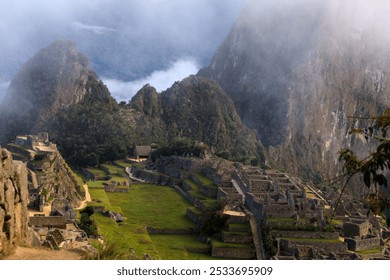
[82, 161, 217, 259]
[90, 184, 217, 259]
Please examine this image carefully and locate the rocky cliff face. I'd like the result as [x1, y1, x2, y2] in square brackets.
[0, 149, 29, 257]
[200, 0, 390, 181]
[199, 0, 325, 147]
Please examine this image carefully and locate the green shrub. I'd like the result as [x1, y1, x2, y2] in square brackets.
[199, 210, 227, 237]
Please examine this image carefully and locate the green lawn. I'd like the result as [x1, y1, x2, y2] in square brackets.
[92, 213, 159, 258]
[150, 235, 215, 260]
[89, 189, 112, 208]
[114, 160, 133, 168]
[88, 183, 217, 259]
[87, 180, 106, 189]
[87, 167, 107, 177]
[109, 175, 128, 184]
[357, 247, 383, 255]
[101, 164, 126, 176]
[107, 184, 194, 229]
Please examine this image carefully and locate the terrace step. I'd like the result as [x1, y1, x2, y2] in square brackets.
[210, 239, 256, 259]
[200, 184, 218, 198]
[226, 223, 251, 233]
[186, 207, 202, 223]
[222, 231, 253, 243]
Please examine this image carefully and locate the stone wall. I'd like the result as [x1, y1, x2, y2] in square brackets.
[343, 221, 370, 238]
[104, 186, 129, 193]
[222, 232, 253, 243]
[29, 216, 68, 229]
[132, 168, 176, 186]
[250, 180, 273, 192]
[217, 187, 243, 205]
[182, 180, 194, 192]
[200, 185, 218, 198]
[91, 206, 106, 213]
[245, 193, 267, 211]
[344, 237, 381, 251]
[186, 208, 201, 223]
[0, 150, 29, 257]
[225, 214, 248, 224]
[234, 173, 250, 193]
[263, 204, 296, 218]
[271, 230, 339, 240]
[280, 239, 348, 254]
[211, 245, 255, 259]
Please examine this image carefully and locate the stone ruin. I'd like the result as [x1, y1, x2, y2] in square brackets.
[9, 133, 83, 212]
[119, 155, 390, 259]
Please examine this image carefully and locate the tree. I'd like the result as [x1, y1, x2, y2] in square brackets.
[337, 109, 390, 219]
[339, 109, 390, 188]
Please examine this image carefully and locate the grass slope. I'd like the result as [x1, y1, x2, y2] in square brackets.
[90, 183, 214, 259]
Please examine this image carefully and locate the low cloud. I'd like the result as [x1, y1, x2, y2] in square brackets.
[71, 22, 117, 35]
[103, 58, 199, 101]
[0, 0, 246, 85]
[0, 81, 10, 102]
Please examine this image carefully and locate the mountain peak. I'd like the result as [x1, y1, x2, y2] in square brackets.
[0, 40, 92, 144]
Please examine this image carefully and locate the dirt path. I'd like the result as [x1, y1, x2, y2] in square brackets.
[4, 246, 84, 260]
[76, 184, 92, 210]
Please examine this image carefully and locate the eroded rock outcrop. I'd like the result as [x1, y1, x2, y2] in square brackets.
[0, 149, 29, 257]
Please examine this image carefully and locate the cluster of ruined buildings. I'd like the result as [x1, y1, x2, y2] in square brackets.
[227, 165, 389, 259]
[132, 155, 390, 260]
[7, 133, 88, 251]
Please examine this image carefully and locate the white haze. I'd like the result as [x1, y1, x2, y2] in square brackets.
[0, 0, 248, 101]
[71, 22, 117, 35]
[4, 0, 390, 102]
[103, 59, 199, 101]
[0, 81, 10, 100]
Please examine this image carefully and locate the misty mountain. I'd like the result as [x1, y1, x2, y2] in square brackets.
[0, 40, 261, 166]
[199, 0, 390, 181]
[0, 0, 247, 101]
[0, 41, 91, 144]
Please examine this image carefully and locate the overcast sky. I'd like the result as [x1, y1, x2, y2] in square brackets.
[0, 0, 247, 101]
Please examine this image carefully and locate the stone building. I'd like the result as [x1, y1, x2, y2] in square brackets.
[133, 145, 152, 160]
